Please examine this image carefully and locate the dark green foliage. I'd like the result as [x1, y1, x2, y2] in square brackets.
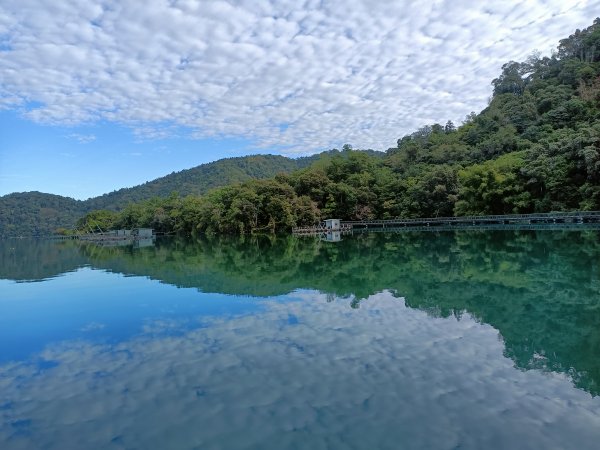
[455, 152, 531, 215]
[0, 154, 320, 237]
[84, 154, 317, 211]
[76, 210, 119, 233]
[0, 192, 85, 237]
[492, 61, 527, 95]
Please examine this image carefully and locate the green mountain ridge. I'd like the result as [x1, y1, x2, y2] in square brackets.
[0, 154, 327, 237]
[0, 192, 84, 238]
[84, 154, 322, 211]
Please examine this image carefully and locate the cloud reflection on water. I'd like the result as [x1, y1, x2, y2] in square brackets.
[1, 290, 599, 450]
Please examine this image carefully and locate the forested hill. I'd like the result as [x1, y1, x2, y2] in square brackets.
[84, 154, 320, 211]
[74, 19, 600, 236]
[0, 192, 85, 238]
[0, 154, 326, 237]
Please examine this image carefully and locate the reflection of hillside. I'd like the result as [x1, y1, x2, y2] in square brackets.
[79, 230, 600, 394]
[2, 231, 600, 395]
[395, 231, 600, 396]
[82, 234, 386, 299]
[0, 239, 87, 282]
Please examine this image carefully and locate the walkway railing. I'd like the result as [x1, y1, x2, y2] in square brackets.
[343, 211, 600, 227]
[293, 211, 600, 235]
[292, 224, 352, 235]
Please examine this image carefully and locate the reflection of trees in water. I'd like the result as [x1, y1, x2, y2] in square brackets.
[75, 229, 600, 395]
[0, 239, 87, 282]
[2, 230, 600, 394]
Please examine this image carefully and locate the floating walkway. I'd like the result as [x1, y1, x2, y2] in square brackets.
[292, 224, 353, 236]
[50, 228, 155, 247]
[292, 211, 600, 235]
[351, 222, 600, 233]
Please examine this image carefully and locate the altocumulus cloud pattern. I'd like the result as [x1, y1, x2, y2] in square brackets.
[0, 0, 597, 153]
[2, 290, 600, 449]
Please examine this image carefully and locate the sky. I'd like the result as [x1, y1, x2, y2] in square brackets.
[0, 0, 598, 200]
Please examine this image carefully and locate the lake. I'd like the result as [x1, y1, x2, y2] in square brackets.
[1, 230, 600, 449]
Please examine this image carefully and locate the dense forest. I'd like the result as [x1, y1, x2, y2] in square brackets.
[0, 192, 86, 238]
[84, 154, 322, 211]
[3, 20, 600, 237]
[0, 154, 322, 237]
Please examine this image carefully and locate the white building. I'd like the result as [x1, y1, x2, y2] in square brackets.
[324, 219, 341, 230]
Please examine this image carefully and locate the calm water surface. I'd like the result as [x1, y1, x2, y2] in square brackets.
[1, 231, 600, 449]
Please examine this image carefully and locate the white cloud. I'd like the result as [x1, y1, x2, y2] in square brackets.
[132, 124, 181, 141]
[66, 133, 96, 144]
[0, 0, 598, 153]
[80, 321, 105, 331]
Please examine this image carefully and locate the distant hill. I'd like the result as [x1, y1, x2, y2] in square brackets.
[85, 154, 324, 211]
[0, 192, 85, 237]
[0, 153, 327, 237]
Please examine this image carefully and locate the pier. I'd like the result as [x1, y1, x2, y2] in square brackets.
[292, 211, 600, 235]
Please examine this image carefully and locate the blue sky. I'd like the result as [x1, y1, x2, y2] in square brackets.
[0, 0, 598, 200]
[0, 110, 256, 199]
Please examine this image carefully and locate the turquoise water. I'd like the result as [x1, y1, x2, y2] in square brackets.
[1, 231, 600, 449]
